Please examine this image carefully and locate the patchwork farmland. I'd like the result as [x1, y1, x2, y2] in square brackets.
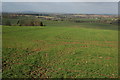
[2, 19, 118, 78]
[1, 10, 119, 78]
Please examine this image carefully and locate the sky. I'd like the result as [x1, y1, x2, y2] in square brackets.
[2, 2, 118, 14]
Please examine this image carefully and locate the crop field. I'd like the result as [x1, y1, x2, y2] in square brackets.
[2, 22, 118, 78]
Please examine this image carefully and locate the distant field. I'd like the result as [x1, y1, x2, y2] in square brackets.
[2, 22, 118, 78]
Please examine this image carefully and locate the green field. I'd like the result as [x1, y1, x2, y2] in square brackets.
[2, 22, 118, 78]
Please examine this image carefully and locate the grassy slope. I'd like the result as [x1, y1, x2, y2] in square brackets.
[2, 23, 118, 78]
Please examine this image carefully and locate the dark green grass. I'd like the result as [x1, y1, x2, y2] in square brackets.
[2, 22, 118, 78]
[42, 20, 118, 30]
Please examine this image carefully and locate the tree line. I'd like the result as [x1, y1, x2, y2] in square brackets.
[3, 17, 45, 26]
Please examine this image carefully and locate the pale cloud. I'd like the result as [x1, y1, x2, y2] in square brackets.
[2, 2, 118, 14]
[2, 0, 120, 2]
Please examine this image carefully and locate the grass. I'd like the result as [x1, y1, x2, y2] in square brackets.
[2, 22, 118, 78]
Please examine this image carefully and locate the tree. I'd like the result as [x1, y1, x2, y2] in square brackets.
[30, 21, 34, 26]
[5, 20, 11, 26]
[17, 20, 20, 24]
[40, 22, 44, 26]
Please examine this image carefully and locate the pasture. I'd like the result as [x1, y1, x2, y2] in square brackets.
[2, 22, 118, 78]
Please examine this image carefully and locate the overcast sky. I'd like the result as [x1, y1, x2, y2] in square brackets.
[2, 2, 118, 14]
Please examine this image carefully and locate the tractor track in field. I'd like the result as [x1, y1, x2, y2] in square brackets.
[55, 39, 118, 43]
[3, 53, 118, 78]
[3, 39, 118, 78]
[59, 41, 118, 47]
[4, 62, 49, 78]
[4, 60, 118, 78]
[41, 56, 118, 78]
[3, 47, 49, 59]
[46, 41, 117, 48]
[33, 39, 118, 44]
[42, 64, 118, 78]
[4, 40, 117, 65]
[33, 39, 118, 48]
[3, 60, 118, 78]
